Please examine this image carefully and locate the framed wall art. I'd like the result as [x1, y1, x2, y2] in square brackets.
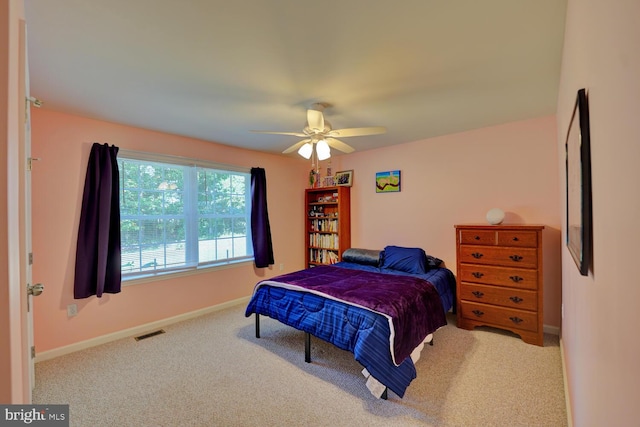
[376, 170, 401, 193]
[565, 88, 592, 276]
[335, 170, 353, 187]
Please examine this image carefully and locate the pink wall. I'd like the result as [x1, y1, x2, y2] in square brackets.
[30, 109, 309, 352]
[557, 0, 640, 425]
[339, 116, 563, 327]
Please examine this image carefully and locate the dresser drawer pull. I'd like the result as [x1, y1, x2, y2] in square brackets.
[509, 275, 523, 283]
[509, 255, 523, 262]
[509, 316, 524, 325]
[513, 237, 519, 241]
[474, 235, 480, 240]
[471, 252, 484, 259]
[472, 272, 484, 278]
[471, 291, 484, 298]
[509, 296, 524, 304]
[472, 310, 484, 317]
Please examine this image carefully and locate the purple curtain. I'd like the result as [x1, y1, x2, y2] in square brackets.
[74, 143, 121, 299]
[251, 167, 274, 268]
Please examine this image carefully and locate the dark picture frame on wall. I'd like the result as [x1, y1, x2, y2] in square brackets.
[565, 88, 592, 276]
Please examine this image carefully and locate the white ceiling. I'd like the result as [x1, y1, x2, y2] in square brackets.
[24, 0, 567, 156]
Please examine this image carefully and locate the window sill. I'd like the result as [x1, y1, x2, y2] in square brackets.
[122, 258, 254, 287]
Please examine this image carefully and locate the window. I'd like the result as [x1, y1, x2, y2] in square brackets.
[117, 152, 253, 279]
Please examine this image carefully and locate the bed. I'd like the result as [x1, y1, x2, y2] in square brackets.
[244, 246, 456, 398]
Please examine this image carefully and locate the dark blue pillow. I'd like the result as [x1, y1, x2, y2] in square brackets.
[341, 248, 381, 266]
[426, 255, 443, 268]
[380, 246, 428, 274]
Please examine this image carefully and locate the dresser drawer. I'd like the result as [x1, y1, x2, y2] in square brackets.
[460, 301, 538, 332]
[458, 264, 538, 290]
[497, 230, 538, 248]
[459, 229, 496, 245]
[459, 245, 538, 269]
[460, 282, 537, 311]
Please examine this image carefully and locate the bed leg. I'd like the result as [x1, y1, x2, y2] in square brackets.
[382, 388, 388, 400]
[429, 337, 434, 346]
[305, 332, 311, 363]
[255, 314, 260, 338]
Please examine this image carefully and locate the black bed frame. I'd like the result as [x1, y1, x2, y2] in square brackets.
[254, 313, 435, 400]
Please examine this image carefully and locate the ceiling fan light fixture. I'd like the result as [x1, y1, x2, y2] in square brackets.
[254, 102, 385, 157]
[316, 139, 331, 160]
[298, 142, 313, 159]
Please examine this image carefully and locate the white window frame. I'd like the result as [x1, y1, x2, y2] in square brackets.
[118, 150, 253, 282]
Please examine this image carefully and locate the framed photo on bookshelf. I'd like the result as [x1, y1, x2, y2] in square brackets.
[335, 170, 353, 186]
[323, 176, 336, 187]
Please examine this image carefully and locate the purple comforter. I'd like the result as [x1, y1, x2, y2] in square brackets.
[256, 265, 447, 365]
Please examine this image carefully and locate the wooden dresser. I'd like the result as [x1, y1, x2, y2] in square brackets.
[455, 224, 544, 346]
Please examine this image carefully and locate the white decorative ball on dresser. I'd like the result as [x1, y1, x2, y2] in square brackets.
[486, 208, 505, 225]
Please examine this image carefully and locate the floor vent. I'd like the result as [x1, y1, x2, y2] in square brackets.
[134, 329, 166, 341]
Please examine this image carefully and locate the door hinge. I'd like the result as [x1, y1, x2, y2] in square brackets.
[27, 157, 40, 171]
[27, 96, 43, 108]
[31, 346, 35, 359]
[29, 252, 33, 265]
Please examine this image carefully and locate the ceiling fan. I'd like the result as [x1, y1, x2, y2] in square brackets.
[251, 103, 386, 160]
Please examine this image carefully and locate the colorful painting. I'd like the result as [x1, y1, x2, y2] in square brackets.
[376, 170, 401, 193]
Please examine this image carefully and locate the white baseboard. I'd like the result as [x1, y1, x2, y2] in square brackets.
[560, 337, 573, 427]
[35, 296, 250, 363]
[544, 324, 560, 335]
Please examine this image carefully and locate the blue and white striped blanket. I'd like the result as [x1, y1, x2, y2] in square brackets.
[245, 263, 455, 397]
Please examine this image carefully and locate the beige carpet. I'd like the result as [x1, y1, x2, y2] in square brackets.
[33, 305, 567, 426]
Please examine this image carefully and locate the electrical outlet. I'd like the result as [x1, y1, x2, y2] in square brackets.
[67, 304, 78, 317]
[279, 263, 284, 271]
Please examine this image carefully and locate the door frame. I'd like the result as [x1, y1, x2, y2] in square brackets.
[21, 18, 36, 398]
[17, 16, 33, 403]
[0, 0, 30, 404]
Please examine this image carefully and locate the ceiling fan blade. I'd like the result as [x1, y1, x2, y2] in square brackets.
[307, 109, 325, 132]
[251, 130, 307, 137]
[325, 138, 355, 154]
[282, 139, 312, 154]
[327, 126, 386, 138]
